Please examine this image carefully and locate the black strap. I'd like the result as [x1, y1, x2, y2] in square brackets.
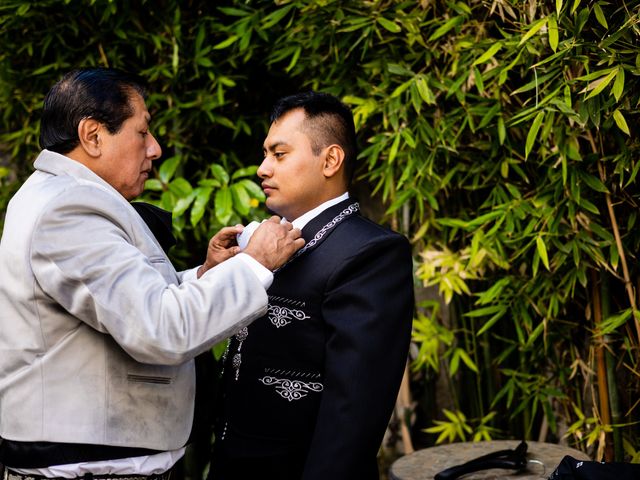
[0, 439, 160, 468]
[434, 441, 528, 480]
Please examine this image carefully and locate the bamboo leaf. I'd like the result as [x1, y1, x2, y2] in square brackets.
[579, 171, 608, 193]
[536, 236, 550, 271]
[584, 68, 617, 99]
[428, 16, 464, 41]
[213, 35, 239, 50]
[613, 109, 630, 136]
[472, 42, 502, 66]
[261, 4, 295, 28]
[556, 0, 563, 15]
[377, 16, 401, 33]
[548, 14, 559, 52]
[612, 68, 625, 102]
[519, 18, 548, 46]
[593, 3, 608, 29]
[525, 111, 544, 159]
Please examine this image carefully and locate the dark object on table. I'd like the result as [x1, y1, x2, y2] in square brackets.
[548, 455, 640, 479]
[434, 440, 528, 480]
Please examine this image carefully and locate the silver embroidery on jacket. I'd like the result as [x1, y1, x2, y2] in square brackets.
[275, 202, 359, 272]
[259, 376, 324, 401]
[231, 327, 249, 381]
[268, 304, 310, 328]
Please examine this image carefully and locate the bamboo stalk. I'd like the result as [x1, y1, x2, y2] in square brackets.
[395, 363, 415, 454]
[591, 269, 613, 461]
[592, 155, 640, 347]
[600, 272, 624, 461]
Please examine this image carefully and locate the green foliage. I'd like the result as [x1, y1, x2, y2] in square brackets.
[2, 0, 640, 464]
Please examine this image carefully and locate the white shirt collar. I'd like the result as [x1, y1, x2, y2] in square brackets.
[289, 192, 350, 230]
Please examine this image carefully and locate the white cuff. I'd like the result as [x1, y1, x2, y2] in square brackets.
[180, 266, 200, 282]
[236, 253, 273, 289]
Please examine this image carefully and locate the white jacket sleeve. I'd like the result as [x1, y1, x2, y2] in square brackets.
[30, 186, 268, 365]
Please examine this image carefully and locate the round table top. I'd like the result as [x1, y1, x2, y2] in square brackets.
[389, 440, 590, 480]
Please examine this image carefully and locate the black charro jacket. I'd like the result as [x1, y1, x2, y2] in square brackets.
[212, 198, 414, 480]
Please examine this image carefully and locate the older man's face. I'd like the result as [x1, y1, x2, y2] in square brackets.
[96, 93, 162, 200]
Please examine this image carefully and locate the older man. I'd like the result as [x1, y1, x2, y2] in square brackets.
[0, 68, 303, 478]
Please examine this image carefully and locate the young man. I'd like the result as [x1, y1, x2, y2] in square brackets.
[0, 68, 303, 478]
[211, 92, 414, 480]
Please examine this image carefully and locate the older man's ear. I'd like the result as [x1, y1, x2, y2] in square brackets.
[76, 117, 102, 158]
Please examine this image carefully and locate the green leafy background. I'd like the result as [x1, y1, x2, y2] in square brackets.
[2, 0, 640, 476]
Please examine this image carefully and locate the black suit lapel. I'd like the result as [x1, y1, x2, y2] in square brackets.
[275, 198, 360, 273]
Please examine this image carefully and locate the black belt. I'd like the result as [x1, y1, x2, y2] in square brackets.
[0, 440, 160, 469]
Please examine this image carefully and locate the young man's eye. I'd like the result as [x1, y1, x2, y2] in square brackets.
[274, 152, 285, 158]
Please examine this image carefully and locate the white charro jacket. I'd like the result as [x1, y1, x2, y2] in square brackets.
[0, 150, 267, 451]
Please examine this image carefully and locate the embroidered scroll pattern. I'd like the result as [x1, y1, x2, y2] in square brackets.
[268, 296, 309, 328]
[275, 202, 359, 272]
[259, 373, 324, 402]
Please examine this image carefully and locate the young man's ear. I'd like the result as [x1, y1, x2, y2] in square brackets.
[323, 144, 345, 179]
[77, 118, 102, 158]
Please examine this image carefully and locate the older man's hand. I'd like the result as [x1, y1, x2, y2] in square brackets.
[243, 216, 304, 271]
[197, 225, 243, 278]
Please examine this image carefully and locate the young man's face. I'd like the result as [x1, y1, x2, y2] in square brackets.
[95, 93, 162, 200]
[258, 108, 329, 221]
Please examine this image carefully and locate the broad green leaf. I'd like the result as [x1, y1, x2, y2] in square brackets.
[548, 14, 558, 52]
[168, 177, 193, 198]
[519, 18, 548, 46]
[144, 179, 164, 192]
[472, 42, 502, 66]
[214, 187, 233, 224]
[536, 236, 550, 271]
[238, 179, 266, 202]
[159, 155, 180, 183]
[525, 111, 545, 159]
[613, 109, 630, 135]
[231, 166, 259, 180]
[190, 187, 213, 227]
[377, 16, 401, 33]
[230, 182, 251, 216]
[173, 192, 195, 217]
[210, 164, 230, 184]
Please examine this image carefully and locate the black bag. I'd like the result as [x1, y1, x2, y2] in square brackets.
[548, 455, 640, 479]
